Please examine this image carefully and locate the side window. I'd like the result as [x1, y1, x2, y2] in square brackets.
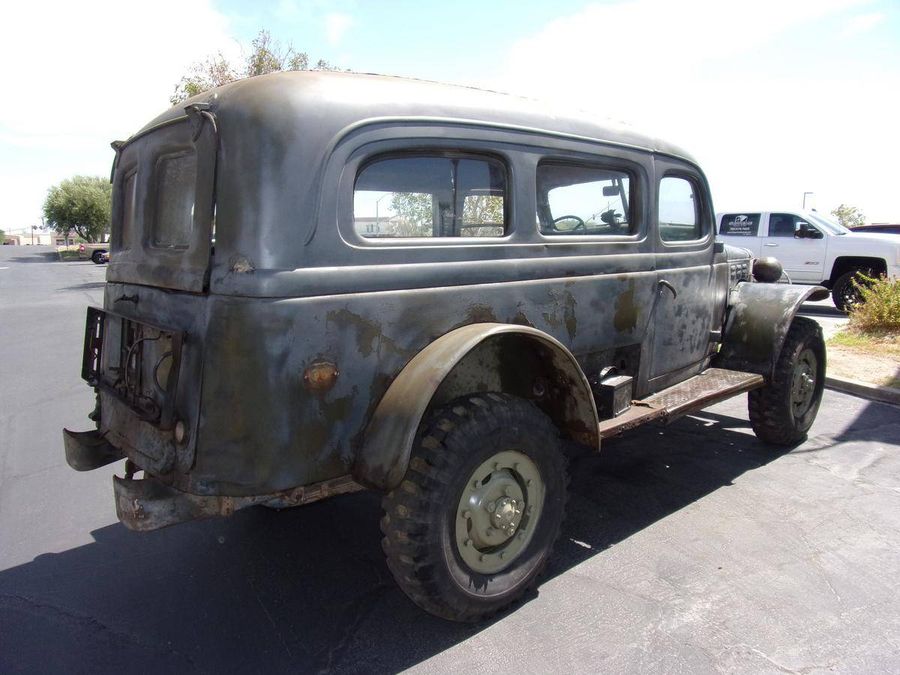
[768, 213, 797, 237]
[659, 176, 701, 242]
[719, 213, 760, 236]
[119, 169, 137, 250]
[537, 163, 634, 236]
[353, 154, 507, 238]
[768, 212, 818, 238]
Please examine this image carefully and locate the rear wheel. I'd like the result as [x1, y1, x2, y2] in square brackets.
[748, 316, 825, 446]
[381, 393, 567, 622]
[91, 250, 107, 264]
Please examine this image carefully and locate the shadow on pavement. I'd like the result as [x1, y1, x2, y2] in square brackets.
[798, 302, 845, 318]
[9, 251, 61, 264]
[0, 413, 791, 674]
[61, 282, 107, 292]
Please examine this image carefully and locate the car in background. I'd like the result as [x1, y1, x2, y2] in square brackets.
[716, 210, 900, 311]
[849, 224, 900, 235]
[77, 242, 109, 264]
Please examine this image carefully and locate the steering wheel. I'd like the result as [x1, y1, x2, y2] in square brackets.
[552, 214, 585, 231]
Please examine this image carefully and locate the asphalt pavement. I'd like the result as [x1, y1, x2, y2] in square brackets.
[1, 246, 898, 674]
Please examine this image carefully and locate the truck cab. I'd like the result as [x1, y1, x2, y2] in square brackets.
[717, 210, 900, 310]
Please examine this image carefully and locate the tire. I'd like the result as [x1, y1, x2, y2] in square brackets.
[91, 250, 107, 264]
[748, 316, 825, 446]
[832, 268, 871, 312]
[381, 392, 567, 622]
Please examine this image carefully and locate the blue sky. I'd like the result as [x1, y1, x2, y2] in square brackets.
[1, 0, 898, 233]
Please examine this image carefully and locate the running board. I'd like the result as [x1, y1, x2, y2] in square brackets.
[597, 368, 765, 440]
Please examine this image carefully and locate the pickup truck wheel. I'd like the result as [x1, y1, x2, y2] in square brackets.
[748, 316, 825, 446]
[380, 393, 567, 622]
[832, 268, 872, 312]
[91, 250, 107, 264]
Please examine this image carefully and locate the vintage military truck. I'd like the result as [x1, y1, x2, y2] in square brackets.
[64, 72, 826, 622]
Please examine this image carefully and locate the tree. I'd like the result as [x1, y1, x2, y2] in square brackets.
[170, 29, 344, 105]
[389, 192, 434, 237]
[43, 176, 111, 243]
[831, 204, 865, 229]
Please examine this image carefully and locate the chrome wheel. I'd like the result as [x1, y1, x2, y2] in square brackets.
[455, 450, 544, 574]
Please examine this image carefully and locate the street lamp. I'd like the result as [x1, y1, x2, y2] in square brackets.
[802, 192, 814, 210]
[374, 193, 391, 233]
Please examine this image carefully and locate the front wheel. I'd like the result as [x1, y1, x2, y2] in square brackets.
[748, 316, 825, 446]
[381, 393, 567, 622]
[832, 268, 872, 312]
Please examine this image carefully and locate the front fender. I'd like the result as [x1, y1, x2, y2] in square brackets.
[715, 282, 829, 378]
[352, 323, 598, 491]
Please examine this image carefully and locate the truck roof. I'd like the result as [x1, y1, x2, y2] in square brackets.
[133, 71, 699, 165]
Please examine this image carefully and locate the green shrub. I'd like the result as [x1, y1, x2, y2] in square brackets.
[849, 273, 900, 332]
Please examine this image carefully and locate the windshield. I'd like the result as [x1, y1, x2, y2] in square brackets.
[806, 212, 850, 235]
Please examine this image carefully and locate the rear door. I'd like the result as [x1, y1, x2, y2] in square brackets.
[717, 212, 763, 256]
[108, 110, 217, 292]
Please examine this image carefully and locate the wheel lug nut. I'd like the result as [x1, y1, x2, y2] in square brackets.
[526, 479, 533, 487]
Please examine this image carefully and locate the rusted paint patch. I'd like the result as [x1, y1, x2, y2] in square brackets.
[229, 255, 255, 274]
[466, 304, 498, 323]
[326, 308, 384, 357]
[563, 291, 577, 341]
[614, 279, 638, 332]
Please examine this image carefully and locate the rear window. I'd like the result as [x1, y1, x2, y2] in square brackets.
[153, 151, 197, 248]
[353, 154, 507, 239]
[719, 213, 760, 236]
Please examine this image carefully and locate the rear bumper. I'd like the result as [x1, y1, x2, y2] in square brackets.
[63, 428, 124, 471]
[113, 472, 365, 532]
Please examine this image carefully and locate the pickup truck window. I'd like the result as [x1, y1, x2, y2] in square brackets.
[353, 154, 507, 239]
[536, 163, 634, 236]
[658, 176, 700, 242]
[769, 213, 805, 238]
[720, 213, 760, 236]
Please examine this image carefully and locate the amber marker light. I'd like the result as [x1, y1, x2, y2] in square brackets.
[304, 361, 339, 392]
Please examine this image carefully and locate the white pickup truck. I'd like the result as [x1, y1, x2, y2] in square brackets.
[717, 209, 900, 311]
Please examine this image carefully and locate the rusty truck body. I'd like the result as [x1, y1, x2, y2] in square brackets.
[64, 72, 826, 621]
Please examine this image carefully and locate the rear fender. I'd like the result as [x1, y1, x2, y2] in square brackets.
[353, 323, 599, 491]
[715, 283, 828, 378]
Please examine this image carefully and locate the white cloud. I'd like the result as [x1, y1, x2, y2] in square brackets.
[324, 12, 353, 46]
[0, 0, 234, 229]
[840, 11, 886, 38]
[490, 0, 900, 222]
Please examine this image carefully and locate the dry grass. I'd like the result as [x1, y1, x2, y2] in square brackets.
[827, 330, 900, 388]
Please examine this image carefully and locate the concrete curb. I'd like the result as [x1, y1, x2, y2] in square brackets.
[825, 375, 900, 406]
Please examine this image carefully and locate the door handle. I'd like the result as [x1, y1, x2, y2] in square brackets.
[657, 279, 677, 299]
[763, 242, 778, 247]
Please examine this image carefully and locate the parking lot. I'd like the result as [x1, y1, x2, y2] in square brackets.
[1, 246, 898, 673]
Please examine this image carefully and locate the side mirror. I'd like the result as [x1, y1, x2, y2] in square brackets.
[795, 222, 823, 240]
